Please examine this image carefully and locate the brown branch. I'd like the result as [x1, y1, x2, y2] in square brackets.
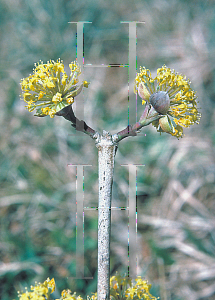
[56, 104, 97, 139]
[113, 103, 162, 143]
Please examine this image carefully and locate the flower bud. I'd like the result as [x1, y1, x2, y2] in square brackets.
[138, 82, 150, 101]
[159, 115, 173, 133]
[149, 91, 170, 114]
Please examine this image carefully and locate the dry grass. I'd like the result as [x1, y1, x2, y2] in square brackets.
[0, 0, 215, 299]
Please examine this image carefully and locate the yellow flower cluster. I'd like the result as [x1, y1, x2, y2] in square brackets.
[20, 59, 89, 118]
[135, 65, 201, 138]
[18, 278, 55, 300]
[57, 289, 84, 300]
[91, 274, 157, 300]
[17, 276, 157, 300]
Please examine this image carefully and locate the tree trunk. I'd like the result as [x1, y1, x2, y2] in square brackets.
[96, 131, 117, 300]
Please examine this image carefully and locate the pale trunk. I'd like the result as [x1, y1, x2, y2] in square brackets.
[96, 131, 117, 300]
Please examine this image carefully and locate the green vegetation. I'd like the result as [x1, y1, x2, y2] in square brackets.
[0, 0, 215, 299]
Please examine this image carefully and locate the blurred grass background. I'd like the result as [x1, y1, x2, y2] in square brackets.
[0, 0, 215, 299]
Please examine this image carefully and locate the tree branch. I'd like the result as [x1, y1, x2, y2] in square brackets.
[56, 105, 98, 139]
[112, 102, 162, 143]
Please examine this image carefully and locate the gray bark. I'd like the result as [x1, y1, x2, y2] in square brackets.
[96, 131, 117, 300]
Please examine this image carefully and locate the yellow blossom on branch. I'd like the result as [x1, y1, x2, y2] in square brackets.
[135, 65, 201, 138]
[17, 276, 157, 300]
[20, 59, 90, 118]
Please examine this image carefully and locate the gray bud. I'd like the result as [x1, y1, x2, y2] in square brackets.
[149, 91, 170, 114]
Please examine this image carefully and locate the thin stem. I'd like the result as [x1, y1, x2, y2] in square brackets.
[113, 103, 162, 142]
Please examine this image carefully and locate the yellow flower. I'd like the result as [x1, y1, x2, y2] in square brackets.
[52, 92, 63, 104]
[125, 287, 136, 299]
[58, 289, 83, 300]
[83, 80, 90, 88]
[18, 278, 55, 300]
[135, 65, 201, 138]
[66, 97, 74, 104]
[20, 59, 90, 118]
[44, 277, 55, 293]
[17, 276, 157, 300]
